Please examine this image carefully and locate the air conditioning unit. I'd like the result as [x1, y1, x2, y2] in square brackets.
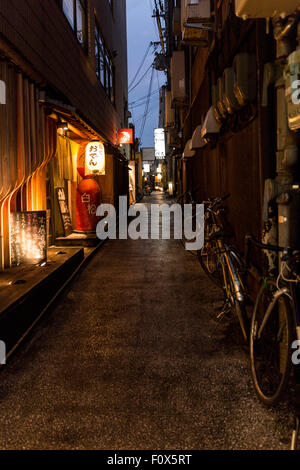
[212, 84, 223, 122]
[170, 51, 188, 107]
[191, 125, 206, 149]
[167, 128, 181, 148]
[201, 106, 221, 144]
[235, 0, 299, 19]
[233, 53, 257, 107]
[183, 139, 195, 158]
[182, 0, 211, 25]
[217, 76, 227, 119]
[165, 90, 175, 128]
[223, 68, 241, 114]
[181, 0, 211, 43]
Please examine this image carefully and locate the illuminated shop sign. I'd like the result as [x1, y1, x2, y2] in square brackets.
[154, 128, 166, 159]
[10, 211, 47, 266]
[85, 141, 105, 176]
[118, 129, 133, 144]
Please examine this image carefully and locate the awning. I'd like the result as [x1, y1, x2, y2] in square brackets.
[183, 139, 195, 158]
[39, 96, 128, 163]
[191, 125, 206, 149]
[39, 96, 104, 142]
[201, 106, 221, 138]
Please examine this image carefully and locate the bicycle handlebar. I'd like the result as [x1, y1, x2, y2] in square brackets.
[221, 193, 231, 202]
[243, 233, 290, 271]
[204, 193, 231, 211]
[176, 186, 201, 203]
[245, 233, 286, 253]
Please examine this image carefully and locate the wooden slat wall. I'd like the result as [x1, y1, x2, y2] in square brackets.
[0, 62, 56, 269]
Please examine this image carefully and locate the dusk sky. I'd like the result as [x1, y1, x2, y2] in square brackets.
[126, 0, 166, 149]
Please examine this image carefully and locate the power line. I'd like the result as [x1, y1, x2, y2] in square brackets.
[130, 97, 158, 111]
[139, 66, 155, 141]
[132, 104, 158, 124]
[129, 88, 160, 106]
[128, 42, 152, 90]
[129, 92, 160, 110]
[128, 64, 153, 94]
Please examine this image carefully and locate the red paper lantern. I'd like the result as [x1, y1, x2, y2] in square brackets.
[76, 177, 101, 232]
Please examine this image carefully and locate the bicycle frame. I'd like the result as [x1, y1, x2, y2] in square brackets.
[292, 282, 300, 343]
[256, 287, 290, 340]
[209, 206, 246, 304]
[222, 242, 246, 304]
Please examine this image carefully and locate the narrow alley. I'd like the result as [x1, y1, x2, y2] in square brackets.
[0, 193, 293, 450]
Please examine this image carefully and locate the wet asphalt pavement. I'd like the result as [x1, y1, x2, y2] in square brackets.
[0, 192, 294, 449]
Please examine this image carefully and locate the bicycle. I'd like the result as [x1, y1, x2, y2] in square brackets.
[197, 194, 249, 342]
[198, 194, 233, 288]
[246, 235, 300, 411]
[136, 186, 144, 202]
[176, 187, 202, 252]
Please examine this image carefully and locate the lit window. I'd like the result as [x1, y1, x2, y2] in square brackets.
[63, 0, 74, 28]
[62, 0, 87, 48]
[76, 0, 87, 45]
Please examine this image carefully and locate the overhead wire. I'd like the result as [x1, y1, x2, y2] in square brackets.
[129, 88, 160, 106]
[133, 104, 158, 123]
[129, 93, 160, 110]
[139, 66, 155, 141]
[128, 64, 153, 93]
[128, 42, 152, 90]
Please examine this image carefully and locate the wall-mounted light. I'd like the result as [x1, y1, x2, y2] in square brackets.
[56, 121, 69, 131]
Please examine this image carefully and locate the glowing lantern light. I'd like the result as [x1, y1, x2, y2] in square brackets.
[85, 141, 105, 176]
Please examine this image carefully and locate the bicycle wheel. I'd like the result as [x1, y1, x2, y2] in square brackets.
[250, 279, 292, 406]
[198, 239, 223, 287]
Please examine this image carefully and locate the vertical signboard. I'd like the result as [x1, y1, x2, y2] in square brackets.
[154, 128, 166, 159]
[56, 187, 73, 236]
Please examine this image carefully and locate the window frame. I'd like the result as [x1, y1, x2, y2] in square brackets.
[58, 0, 88, 51]
[94, 19, 115, 105]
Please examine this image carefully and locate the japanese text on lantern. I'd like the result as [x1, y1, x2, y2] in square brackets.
[85, 141, 105, 175]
